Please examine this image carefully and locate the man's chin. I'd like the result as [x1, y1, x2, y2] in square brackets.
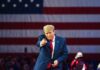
[47, 38, 52, 40]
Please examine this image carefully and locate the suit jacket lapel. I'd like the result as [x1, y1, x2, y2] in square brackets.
[53, 36, 59, 58]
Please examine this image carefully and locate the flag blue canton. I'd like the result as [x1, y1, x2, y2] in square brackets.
[0, 0, 43, 14]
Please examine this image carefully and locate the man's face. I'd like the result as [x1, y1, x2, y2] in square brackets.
[44, 30, 55, 40]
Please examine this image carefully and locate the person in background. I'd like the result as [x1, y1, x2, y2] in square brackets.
[97, 63, 100, 70]
[70, 52, 87, 70]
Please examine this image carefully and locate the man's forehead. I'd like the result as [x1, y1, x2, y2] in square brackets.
[44, 31, 53, 34]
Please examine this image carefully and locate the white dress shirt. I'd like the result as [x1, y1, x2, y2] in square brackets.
[51, 36, 55, 59]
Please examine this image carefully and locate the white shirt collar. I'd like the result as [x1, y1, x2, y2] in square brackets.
[52, 36, 55, 42]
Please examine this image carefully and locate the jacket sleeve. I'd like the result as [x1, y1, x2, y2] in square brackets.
[36, 35, 43, 47]
[36, 35, 49, 48]
[57, 38, 68, 63]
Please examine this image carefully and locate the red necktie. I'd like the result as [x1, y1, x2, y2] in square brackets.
[50, 40, 53, 55]
[47, 40, 53, 69]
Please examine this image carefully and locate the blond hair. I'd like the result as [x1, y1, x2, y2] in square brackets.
[43, 25, 55, 33]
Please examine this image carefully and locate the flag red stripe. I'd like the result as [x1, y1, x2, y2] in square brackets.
[0, 22, 100, 29]
[0, 53, 100, 61]
[43, 7, 100, 14]
[0, 38, 100, 45]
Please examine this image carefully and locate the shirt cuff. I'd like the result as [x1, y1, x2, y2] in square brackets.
[40, 41, 43, 47]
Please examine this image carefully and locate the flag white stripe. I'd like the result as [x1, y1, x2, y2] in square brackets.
[44, 0, 100, 7]
[68, 45, 100, 53]
[0, 45, 39, 53]
[0, 30, 100, 38]
[0, 14, 100, 22]
[0, 45, 100, 53]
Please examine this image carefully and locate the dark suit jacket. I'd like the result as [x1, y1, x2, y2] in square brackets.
[34, 35, 68, 70]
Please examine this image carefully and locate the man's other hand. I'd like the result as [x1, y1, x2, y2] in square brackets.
[52, 60, 59, 68]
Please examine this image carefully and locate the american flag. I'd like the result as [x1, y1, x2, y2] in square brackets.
[0, 0, 100, 60]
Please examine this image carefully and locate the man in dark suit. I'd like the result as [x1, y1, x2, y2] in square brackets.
[34, 25, 68, 70]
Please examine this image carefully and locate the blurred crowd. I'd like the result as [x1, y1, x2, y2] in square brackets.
[0, 52, 99, 70]
[0, 56, 36, 70]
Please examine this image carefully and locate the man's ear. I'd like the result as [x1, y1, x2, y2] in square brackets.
[53, 30, 55, 34]
[53, 30, 55, 32]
